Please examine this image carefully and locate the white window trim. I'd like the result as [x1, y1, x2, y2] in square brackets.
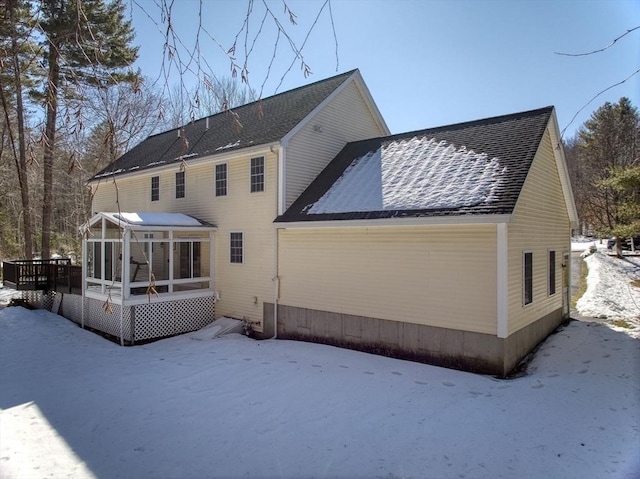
[175, 171, 186, 199]
[250, 156, 265, 193]
[151, 176, 160, 202]
[230, 231, 244, 264]
[215, 162, 228, 197]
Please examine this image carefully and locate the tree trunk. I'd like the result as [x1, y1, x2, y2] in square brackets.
[42, 36, 60, 259]
[6, 0, 34, 258]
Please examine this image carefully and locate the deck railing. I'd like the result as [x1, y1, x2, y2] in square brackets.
[2, 259, 82, 294]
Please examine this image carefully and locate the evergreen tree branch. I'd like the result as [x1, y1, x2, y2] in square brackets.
[560, 67, 640, 139]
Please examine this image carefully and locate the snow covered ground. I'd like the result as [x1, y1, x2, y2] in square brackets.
[572, 237, 640, 337]
[1, 242, 639, 478]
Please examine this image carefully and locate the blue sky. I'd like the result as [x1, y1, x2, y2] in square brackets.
[129, 0, 639, 139]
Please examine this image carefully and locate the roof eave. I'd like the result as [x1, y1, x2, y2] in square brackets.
[275, 214, 513, 229]
[547, 110, 579, 229]
[87, 141, 282, 185]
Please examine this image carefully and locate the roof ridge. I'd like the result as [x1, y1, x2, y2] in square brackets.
[277, 105, 555, 223]
[345, 106, 554, 147]
[144, 69, 358, 141]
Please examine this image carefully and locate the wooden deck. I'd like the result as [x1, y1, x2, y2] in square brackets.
[2, 259, 82, 294]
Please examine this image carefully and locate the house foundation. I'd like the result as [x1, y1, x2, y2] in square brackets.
[265, 303, 564, 376]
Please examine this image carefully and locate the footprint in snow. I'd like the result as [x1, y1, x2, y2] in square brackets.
[531, 382, 544, 389]
[578, 369, 588, 374]
[414, 381, 428, 385]
[391, 371, 402, 376]
[364, 371, 375, 375]
[338, 365, 349, 369]
[442, 381, 455, 387]
[312, 364, 322, 368]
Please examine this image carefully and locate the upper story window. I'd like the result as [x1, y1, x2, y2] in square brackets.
[523, 251, 533, 305]
[215, 163, 227, 197]
[176, 171, 185, 199]
[250, 156, 264, 193]
[230, 232, 243, 264]
[151, 176, 159, 201]
[548, 250, 556, 296]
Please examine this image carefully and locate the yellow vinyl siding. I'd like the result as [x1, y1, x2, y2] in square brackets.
[278, 224, 497, 335]
[285, 81, 387, 208]
[507, 127, 570, 334]
[90, 150, 278, 329]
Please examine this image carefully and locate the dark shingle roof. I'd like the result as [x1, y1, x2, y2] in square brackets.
[91, 70, 357, 180]
[276, 106, 554, 223]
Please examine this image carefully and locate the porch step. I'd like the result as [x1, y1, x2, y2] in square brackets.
[189, 317, 245, 340]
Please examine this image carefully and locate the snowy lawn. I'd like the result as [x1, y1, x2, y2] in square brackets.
[1, 243, 639, 478]
[571, 238, 640, 337]
[1, 306, 639, 479]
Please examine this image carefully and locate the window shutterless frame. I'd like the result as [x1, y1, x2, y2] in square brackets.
[250, 156, 264, 193]
[230, 232, 243, 264]
[176, 171, 185, 198]
[523, 251, 533, 305]
[215, 163, 227, 197]
[151, 176, 159, 201]
[548, 250, 556, 296]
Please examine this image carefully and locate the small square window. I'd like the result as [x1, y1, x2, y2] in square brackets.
[176, 171, 185, 198]
[250, 156, 264, 193]
[151, 176, 159, 201]
[215, 163, 227, 197]
[524, 251, 533, 305]
[230, 232, 243, 264]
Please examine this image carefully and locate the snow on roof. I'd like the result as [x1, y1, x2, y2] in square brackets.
[307, 137, 506, 214]
[112, 212, 205, 227]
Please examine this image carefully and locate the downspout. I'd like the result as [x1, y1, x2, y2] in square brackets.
[271, 143, 285, 339]
[122, 228, 131, 346]
[81, 229, 86, 329]
[497, 223, 508, 339]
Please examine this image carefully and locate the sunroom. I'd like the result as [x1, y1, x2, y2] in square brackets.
[75, 212, 217, 344]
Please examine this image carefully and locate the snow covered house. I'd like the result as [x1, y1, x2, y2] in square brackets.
[60, 69, 577, 375]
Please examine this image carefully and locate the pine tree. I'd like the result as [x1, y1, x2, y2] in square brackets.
[0, 0, 40, 258]
[576, 97, 640, 253]
[38, 0, 139, 258]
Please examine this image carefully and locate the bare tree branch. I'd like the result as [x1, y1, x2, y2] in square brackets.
[560, 67, 640, 139]
[555, 25, 640, 56]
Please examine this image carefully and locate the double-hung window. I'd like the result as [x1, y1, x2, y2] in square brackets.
[230, 232, 243, 264]
[523, 251, 533, 305]
[176, 171, 185, 198]
[215, 163, 227, 197]
[250, 156, 264, 193]
[151, 176, 160, 201]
